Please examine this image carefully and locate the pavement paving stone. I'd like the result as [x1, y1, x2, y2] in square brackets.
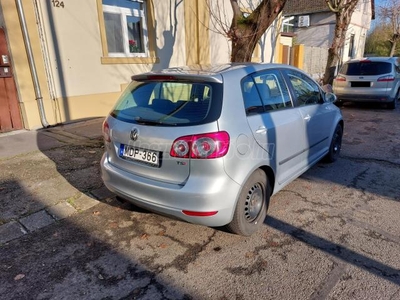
[46, 202, 77, 220]
[0, 118, 105, 241]
[46, 124, 104, 143]
[57, 118, 104, 139]
[72, 193, 100, 212]
[39, 131, 83, 144]
[19, 210, 55, 232]
[0, 221, 27, 244]
[0, 131, 65, 159]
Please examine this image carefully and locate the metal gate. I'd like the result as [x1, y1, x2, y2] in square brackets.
[0, 27, 22, 132]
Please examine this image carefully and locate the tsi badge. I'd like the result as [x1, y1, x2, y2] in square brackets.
[130, 128, 139, 141]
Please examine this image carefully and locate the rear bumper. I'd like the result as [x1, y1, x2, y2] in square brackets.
[333, 88, 394, 103]
[335, 93, 394, 103]
[100, 153, 241, 227]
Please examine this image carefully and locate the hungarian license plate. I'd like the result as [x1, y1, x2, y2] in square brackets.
[120, 144, 160, 167]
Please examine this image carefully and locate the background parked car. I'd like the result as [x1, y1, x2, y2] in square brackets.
[101, 63, 343, 236]
[333, 57, 400, 109]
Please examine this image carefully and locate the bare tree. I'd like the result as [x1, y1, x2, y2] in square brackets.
[380, 0, 400, 57]
[323, 0, 359, 85]
[207, 0, 287, 62]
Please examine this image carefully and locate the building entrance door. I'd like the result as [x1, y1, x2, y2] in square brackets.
[0, 27, 23, 132]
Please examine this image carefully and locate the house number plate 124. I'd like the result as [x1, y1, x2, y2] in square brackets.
[51, 0, 65, 8]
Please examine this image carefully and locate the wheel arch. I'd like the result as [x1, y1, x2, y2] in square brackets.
[259, 165, 275, 196]
[338, 119, 344, 132]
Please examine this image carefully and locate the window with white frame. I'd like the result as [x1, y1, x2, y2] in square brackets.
[102, 0, 148, 57]
[282, 16, 295, 33]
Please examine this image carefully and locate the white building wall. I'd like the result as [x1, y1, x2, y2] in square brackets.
[37, 0, 279, 102]
[294, 13, 335, 48]
[37, 0, 188, 98]
[261, 23, 279, 63]
[342, 0, 372, 61]
[289, 0, 373, 69]
[151, 1, 186, 70]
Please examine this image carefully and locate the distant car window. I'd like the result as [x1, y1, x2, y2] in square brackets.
[111, 80, 222, 126]
[286, 70, 322, 106]
[341, 62, 392, 76]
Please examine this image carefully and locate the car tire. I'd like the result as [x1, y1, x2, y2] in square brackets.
[226, 169, 270, 236]
[325, 124, 343, 163]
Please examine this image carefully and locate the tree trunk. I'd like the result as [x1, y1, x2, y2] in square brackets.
[323, 0, 359, 85]
[230, 28, 260, 62]
[229, 0, 286, 62]
[389, 40, 397, 57]
[323, 13, 350, 85]
[389, 42, 396, 57]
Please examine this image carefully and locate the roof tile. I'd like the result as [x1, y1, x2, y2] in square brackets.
[283, 0, 330, 16]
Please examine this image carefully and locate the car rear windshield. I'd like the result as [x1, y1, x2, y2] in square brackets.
[111, 80, 223, 126]
[340, 61, 392, 76]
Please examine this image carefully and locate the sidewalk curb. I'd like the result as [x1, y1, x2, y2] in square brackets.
[0, 191, 109, 245]
[0, 117, 110, 245]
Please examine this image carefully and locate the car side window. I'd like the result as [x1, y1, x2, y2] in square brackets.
[252, 71, 293, 111]
[286, 71, 322, 106]
[242, 71, 293, 115]
[241, 77, 264, 115]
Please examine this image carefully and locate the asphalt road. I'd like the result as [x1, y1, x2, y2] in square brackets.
[0, 103, 399, 300]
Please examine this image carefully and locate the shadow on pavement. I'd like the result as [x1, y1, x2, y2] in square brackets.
[2, 104, 398, 298]
[265, 216, 400, 286]
[0, 118, 195, 298]
[0, 179, 194, 299]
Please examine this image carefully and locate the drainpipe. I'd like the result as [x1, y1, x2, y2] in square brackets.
[15, 0, 49, 128]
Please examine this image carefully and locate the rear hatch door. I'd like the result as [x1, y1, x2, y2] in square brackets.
[106, 77, 223, 185]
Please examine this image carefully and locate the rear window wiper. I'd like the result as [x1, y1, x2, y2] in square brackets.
[133, 117, 176, 126]
[133, 117, 162, 125]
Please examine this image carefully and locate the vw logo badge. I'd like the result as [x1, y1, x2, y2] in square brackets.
[130, 128, 138, 141]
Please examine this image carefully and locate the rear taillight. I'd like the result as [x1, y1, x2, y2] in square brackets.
[335, 75, 346, 82]
[170, 131, 230, 159]
[377, 75, 395, 82]
[102, 120, 111, 142]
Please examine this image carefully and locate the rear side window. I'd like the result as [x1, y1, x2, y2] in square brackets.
[242, 69, 292, 115]
[111, 80, 222, 126]
[341, 62, 392, 76]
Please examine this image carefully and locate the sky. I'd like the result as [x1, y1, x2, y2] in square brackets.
[371, 0, 384, 28]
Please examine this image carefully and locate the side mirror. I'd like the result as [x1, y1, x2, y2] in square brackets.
[325, 92, 337, 103]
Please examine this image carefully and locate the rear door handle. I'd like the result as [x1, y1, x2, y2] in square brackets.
[255, 126, 267, 134]
[304, 114, 311, 121]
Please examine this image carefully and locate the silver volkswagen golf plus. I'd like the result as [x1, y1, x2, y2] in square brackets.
[101, 63, 343, 236]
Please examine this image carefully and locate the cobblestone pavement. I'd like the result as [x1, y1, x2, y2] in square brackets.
[0, 105, 399, 300]
[0, 118, 111, 244]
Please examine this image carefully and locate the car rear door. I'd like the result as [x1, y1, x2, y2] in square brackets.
[283, 69, 335, 164]
[243, 70, 307, 185]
